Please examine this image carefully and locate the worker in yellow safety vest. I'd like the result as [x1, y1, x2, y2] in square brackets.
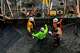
[27, 17, 34, 32]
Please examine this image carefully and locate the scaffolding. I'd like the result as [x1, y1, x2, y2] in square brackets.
[76, 0, 80, 17]
[0, 0, 79, 19]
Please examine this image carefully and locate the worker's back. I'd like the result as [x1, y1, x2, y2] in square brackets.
[27, 20, 33, 32]
[32, 24, 48, 40]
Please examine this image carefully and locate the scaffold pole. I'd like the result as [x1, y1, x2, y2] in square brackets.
[1, 0, 3, 14]
[76, 0, 80, 17]
[6, 0, 13, 17]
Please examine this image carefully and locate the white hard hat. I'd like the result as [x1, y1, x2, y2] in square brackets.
[21, 7, 26, 13]
[53, 18, 58, 22]
[29, 17, 34, 21]
[57, 10, 63, 14]
[40, 27, 44, 31]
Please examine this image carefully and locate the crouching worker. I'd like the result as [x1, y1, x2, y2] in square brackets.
[32, 24, 48, 48]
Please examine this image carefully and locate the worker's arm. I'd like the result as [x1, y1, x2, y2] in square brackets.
[0, 14, 10, 19]
[44, 24, 48, 34]
[57, 18, 63, 33]
[57, 18, 63, 24]
[32, 33, 37, 39]
[32, 32, 39, 38]
[4, 16, 11, 19]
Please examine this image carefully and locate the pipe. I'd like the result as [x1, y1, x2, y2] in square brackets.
[76, 0, 80, 17]
[6, 0, 13, 17]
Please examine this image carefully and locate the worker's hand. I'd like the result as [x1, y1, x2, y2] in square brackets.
[48, 31, 52, 35]
[32, 34, 35, 39]
[32, 36, 34, 39]
[32, 33, 34, 36]
[57, 22, 60, 24]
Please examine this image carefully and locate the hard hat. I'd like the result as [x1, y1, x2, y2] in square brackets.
[57, 10, 63, 14]
[53, 18, 58, 22]
[21, 7, 26, 13]
[29, 17, 34, 21]
[40, 27, 44, 31]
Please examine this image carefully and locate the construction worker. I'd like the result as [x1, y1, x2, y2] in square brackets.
[27, 17, 34, 32]
[53, 18, 63, 46]
[53, 18, 63, 34]
[32, 24, 48, 48]
[32, 24, 48, 40]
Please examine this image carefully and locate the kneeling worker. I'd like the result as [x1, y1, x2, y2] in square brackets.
[32, 24, 48, 48]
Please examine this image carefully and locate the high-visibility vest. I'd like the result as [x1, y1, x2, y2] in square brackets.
[32, 24, 48, 40]
[27, 20, 33, 32]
